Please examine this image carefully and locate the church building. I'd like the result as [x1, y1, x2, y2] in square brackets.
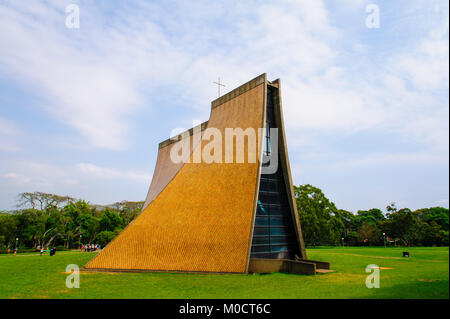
[84, 74, 330, 274]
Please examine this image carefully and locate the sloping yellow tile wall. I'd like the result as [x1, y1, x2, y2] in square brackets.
[85, 83, 265, 273]
[142, 125, 205, 211]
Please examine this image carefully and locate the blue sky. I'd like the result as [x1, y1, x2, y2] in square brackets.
[0, 0, 448, 212]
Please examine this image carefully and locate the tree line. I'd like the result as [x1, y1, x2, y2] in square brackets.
[0, 192, 143, 251]
[295, 184, 449, 247]
[0, 187, 448, 251]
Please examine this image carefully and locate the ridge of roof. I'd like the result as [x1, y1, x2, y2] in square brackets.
[158, 121, 209, 149]
[211, 73, 267, 109]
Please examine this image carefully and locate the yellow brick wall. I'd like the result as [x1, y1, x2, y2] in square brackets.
[85, 83, 265, 273]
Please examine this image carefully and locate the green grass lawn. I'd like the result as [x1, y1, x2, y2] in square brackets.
[0, 247, 448, 299]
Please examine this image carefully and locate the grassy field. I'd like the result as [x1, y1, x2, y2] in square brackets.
[0, 247, 448, 299]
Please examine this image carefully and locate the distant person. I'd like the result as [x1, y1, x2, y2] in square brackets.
[40, 247, 44, 256]
[7, 248, 10, 254]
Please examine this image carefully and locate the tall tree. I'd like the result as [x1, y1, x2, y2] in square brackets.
[17, 192, 75, 211]
[294, 184, 344, 246]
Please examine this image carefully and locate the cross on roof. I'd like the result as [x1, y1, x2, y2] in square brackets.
[213, 77, 225, 98]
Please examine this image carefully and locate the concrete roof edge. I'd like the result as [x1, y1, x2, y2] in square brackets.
[211, 73, 267, 109]
[158, 121, 209, 149]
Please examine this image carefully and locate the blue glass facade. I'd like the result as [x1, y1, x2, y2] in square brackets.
[250, 87, 300, 260]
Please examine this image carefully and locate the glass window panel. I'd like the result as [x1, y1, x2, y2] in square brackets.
[255, 216, 269, 226]
[256, 204, 269, 216]
[270, 245, 290, 252]
[271, 217, 295, 227]
[252, 237, 270, 245]
[251, 245, 271, 253]
[254, 227, 269, 236]
[269, 205, 282, 216]
[269, 217, 284, 226]
[251, 88, 301, 260]
[251, 252, 273, 258]
[260, 180, 276, 191]
[270, 227, 288, 236]
[258, 192, 277, 203]
[270, 236, 296, 245]
[260, 177, 276, 182]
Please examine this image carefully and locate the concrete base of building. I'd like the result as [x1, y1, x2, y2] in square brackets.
[248, 258, 332, 275]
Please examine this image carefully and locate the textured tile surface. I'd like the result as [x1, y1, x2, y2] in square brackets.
[85, 83, 265, 273]
[142, 123, 206, 210]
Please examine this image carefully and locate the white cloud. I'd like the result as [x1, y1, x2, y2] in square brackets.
[0, 117, 19, 135]
[0, 1, 448, 210]
[396, 37, 449, 91]
[3, 172, 50, 187]
[0, 117, 21, 152]
[0, 0, 341, 150]
[2, 160, 151, 186]
[0, 1, 186, 150]
[282, 9, 449, 174]
[76, 163, 150, 183]
[0, 160, 151, 207]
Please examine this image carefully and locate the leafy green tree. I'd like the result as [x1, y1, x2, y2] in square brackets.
[294, 184, 344, 246]
[384, 208, 419, 246]
[112, 200, 144, 225]
[1, 191, 447, 250]
[359, 222, 382, 245]
[0, 214, 17, 249]
[78, 214, 100, 244]
[17, 192, 74, 210]
[355, 208, 385, 226]
[95, 230, 116, 247]
[337, 209, 356, 234]
[417, 207, 449, 229]
[99, 209, 123, 232]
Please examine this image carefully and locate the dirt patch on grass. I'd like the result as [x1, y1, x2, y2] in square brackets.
[418, 279, 440, 282]
[321, 273, 366, 283]
[56, 289, 70, 293]
[61, 271, 120, 275]
[326, 252, 404, 260]
[324, 252, 447, 263]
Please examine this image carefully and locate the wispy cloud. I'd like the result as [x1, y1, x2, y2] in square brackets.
[0, 159, 151, 208]
[0, 117, 21, 152]
[2, 160, 150, 187]
[76, 163, 150, 183]
[0, 0, 448, 210]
